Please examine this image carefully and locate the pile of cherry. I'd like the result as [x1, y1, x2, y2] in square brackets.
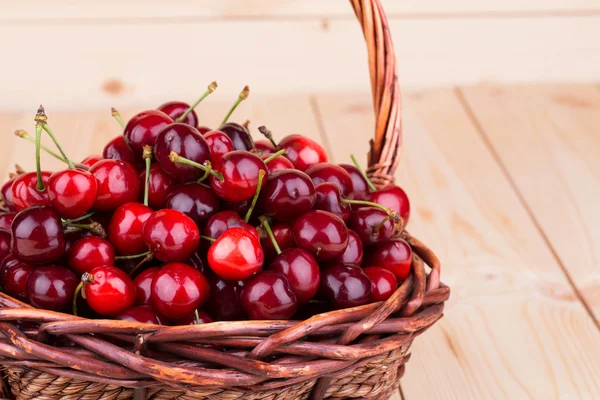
[0, 83, 411, 325]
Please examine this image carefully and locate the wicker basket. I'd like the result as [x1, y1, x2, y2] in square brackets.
[0, 1, 449, 399]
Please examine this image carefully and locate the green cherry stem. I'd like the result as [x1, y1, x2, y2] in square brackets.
[200, 235, 216, 243]
[177, 81, 218, 123]
[15, 130, 68, 164]
[68, 222, 106, 237]
[197, 161, 213, 183]
[143, 146, 153, 207]
[34, 123, 45, 191]
[262, 149, 286, 164]
[127, 253, 154, 276]
[194, 309, 201, 325]
[111, 107, 125, 130]
[115, 250, 151, 260]
[258, 125, 277, 148]
[341, 199, 391, 214]
[62, 211, 96, 226]
[36, 106, 76, 170]
[169, 152, 224, 181]
[221, 85, 250, 125]
[373, 215, 392, 235]
[350, 154, 377, 192]
[244, 170, 266, 222]
[259, 216, 281, 255]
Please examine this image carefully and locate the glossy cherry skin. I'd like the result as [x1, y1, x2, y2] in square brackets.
[102, 136, 140, 167]
[204, 130, 234, 164]
[11, 171, 52, 210]
[80, 155, 102, 169]
[90, 160, 141, 211]
[1, 178, 17, 211]
[207, 276, 246, 321]
[363, 266, 398, 302]
[241, 271, 297, 320]
[204, 211, 259, 241]
[150, 262, 210, 320]
[335, 230, 364, 266]
[208, 227, 264, 280]
[0, 230, 10, 262]
[367, 239, 412, 281]
[269, 248, 320, 305]
[260, 222, 294, 262]
[27, 265, 79, 311]
[370, 185, 410, 225]
[0, 212, 15, 231]
[154, 123, 211, 182]
[262, 154, 294, 173]
[67, 236, 115, 275]
[2, 257, 34, 302]
[83, 265, 137, 317]
[124, 110, 173, 155]
[279, 134, 327, 171]
[339, 164, 371, 200]
[165, 183, 219, 227]
[11, 206, 65, 263]
[108, 202, 152, 255]
[134, 267, 160, 305]
[157, 101, 198, 127]
[320, 264, 371, 309]
[197, 126, 211, 135]
[292, 210, 349, 261]
[210, 151, 268, 203]
[314, 182, 351, 222]
[117, 305, 169, 325]
[255, 140, 276, 156]
[142, 209, 200, 262]
[47, 169, 98, 219]
[305, 162, 353, 197]
[174, 310, 213, 325]
[139, 163, 176, 210]
[349, 207, 395, 245]
[219, 123, 255, 151]
[260, 170, 316, 221]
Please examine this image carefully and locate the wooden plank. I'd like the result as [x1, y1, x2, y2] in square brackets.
[314, 89, 600, 399]
[1, 16, 599, 111]
[460, 84, 600, 321]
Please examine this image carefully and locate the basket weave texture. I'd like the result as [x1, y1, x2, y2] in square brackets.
[0, 1, 449, 399]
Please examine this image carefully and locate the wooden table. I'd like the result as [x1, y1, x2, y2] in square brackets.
[0, 83, 599, 399]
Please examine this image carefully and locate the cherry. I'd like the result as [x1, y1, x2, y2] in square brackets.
[370, 185, 410, 225]
[27, 265, 78, 311]
[270, 248, 320, 305]
[151, 262, 210, 320]
[0, 212, 15, 231]
[255, 139, 276, 156]
[320, 264, 371, 309]
[90, 160, 141, 211]
[210, 151, 267, 203]
[306, 162, 353, 197]
[335, 230, 364, 265]
[314, 182, 351, 222]
[47, 169, 98, 219]
[165, 183, 219, 227]
[1, 258, 34, 302]
[207, 276, 246, 321]
[80, 155, 102, 169]
[260, 170, 315, 221]
[124, 110, 173, 155]
[80, 265, 137, 317]
[0, 230, 10, 262]
[186, 250, 209, 276]
[339, 163, 371, 200]
[219, 123, 255, 151]
[241, 271, 297, 320]
[204, 130, 234, 164]
[108, 202, 152, 255]
[142, 209, 200, 262]
[174, 310, 213, 325]
[157, 101, 198, 127]
[102, 136, 140, 168]
[139, 163, 176, 210]
[204, 211, 259, 241]
[11, 171, 52, 210]
[117, 305, 169, 325]
[363, 266, 398, 302]
[292, 210, 348, 261]
[133, 267, 160, 305]
[279, 134, 327, 171]
[367, 239, 412, 281]
[67, 236, 115, 275]
[262, 153, 294, 173]
[349, 207, 395, 245]
[11, 206, 65, 263]
[260, 222, 294, 262]
[197, 126, 211, 135]
[208, 227, 263, 280]
[1, 178, 17, 211]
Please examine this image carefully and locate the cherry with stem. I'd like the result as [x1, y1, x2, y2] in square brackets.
[176, 81, 218, 123]
[111, 107, 125, 129]
[350, 154, 377, 192]
[168, 152, 224, 181]
[14, 130, 67, 164]
[244, 169, 266, 222]
[221, 86, 249, 125]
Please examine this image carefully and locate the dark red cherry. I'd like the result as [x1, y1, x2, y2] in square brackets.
[262, 154, 294, 173]
[27, 265, 78, 311]
[124, 110, 173, 155]
[241, 271, 297, 320]
[339, 164, 371, 200]
[260, 170, 315, 221]
[0, 212, 15, 231]
[210, 151, 267, 203]
[134, 267, 160, 305]
[2, 258, 34, 302]
[204, 211, 259, 241]
[154, 123, 211, 182]
[174, 310, 213, 325]
[1, 178, 17, 211]
[279, 134, 327, 171]
[11, 171, 52, 210]
[11, 206, 65, 263]
[349, 207, 395, 245]
[108, 202, 152, 255]
[305, 162, 353, 197]
[260, 222, 294, 262]
[292, 210, 348, 261]
[204, 130, 234, 164]
[314, 182, 351, 222]
[83, 265, 137, 316]
[157, 101, 198, 127]
[47, 169, 98, 219]
[219, 123, 254, 151]
[139, 163, 176, 210]
[0, 230, 10, 262]
[102, 136, 140, 168]
[255, 139, 276, 156]
[150, 262, 210, 320]
[335, 230, 363, 265]
[80, 155, 102, 169]
[207, 276, 246, 321]
[363, 266, 398, 302]
[117, 305, 169, 325]
[208, 227, 263, 280]
[165, 183, 219, 227]
[143, 209, 200, 262]
[370, 185, 410, 225]
[185, 250, 209, 276]
[67, 236, 115, 275]
[197, 126, 211, 135]
[367, 239, 412, 281]
[320, 263, 371, 309]
[90, 160, 141, 211]
[269, 248, 320, 305]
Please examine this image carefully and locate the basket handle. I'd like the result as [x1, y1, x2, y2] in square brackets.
[351, 0, 402, 188]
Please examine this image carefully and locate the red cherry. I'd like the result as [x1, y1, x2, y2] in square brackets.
[133, 267, 160, 305]
[197, 126, 211, 135]
[210, 151, 267, 203]
[157, 101, 198, 127]
[165, 183, 219, 227]
[108, 202, 152, 255]
[363, 266, 398, 302]
[269, 248, 320, 305]
[139, 163, 176, 210]
[0, 212, 15, 231]
[241, 271, 297, 320]
[335, 230, 364, 266]
[102, 136, 140, 168]
[67, 236, 115, 275]
[320, 263, 371, 309]
[279, 134, 327, 171]
[142, 209, 200, 262]
[370, 185, 410, 225]
[260, 222, 294, 262]
[260, 170, 316, 221]
[124, 110, 173, 155]
[150, 262, 210, 320]
[82, 265, 137, 317]
[305, 162, 353, 197]
[339, 164, 371, 200]
[204, 130, 234, 164]
[0, 230, 11, 262]
[117, 304, 169, 325]
[262, 153, 294, 173]
[80, 155, 102, 169]
[11, 171, 52, 210]
[314, 182, 351, 222]
[27, 265, 79, 311]
[204, 211, 259, 241]
[255, 139, 276, 156]
[47, 169, 98, 219]
[1, 178, 17, 211]
[207, 276, 246, 321]
[292, 210, 349, 261]
[349, 207, 395, 245]
[219, 123, 254, 151]
[11, 206, 65, 263]
[90, 160, 141, 211]
[367, 239, 412, 281]
[208, 227, 264, 280]
[1, 257, 34, 302]
[174, 310, 214, 325]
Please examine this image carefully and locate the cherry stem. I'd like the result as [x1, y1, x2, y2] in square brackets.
[350, 154, 377, 192]
[143, 146, 153, 207]
[244, 170, 266, 222]
[262, 149, 286, 164]
[194, 309, 201, 325]
[111, 108, 125, 130]
[373, 215, 392, 235]
[258, 126, 277, 148]
[72, 273, 92, 316]
[176, 82, 218, 123]
[36, 106, 76, 170]
[62, 211, 96, 226]
[259, 216, 281, 255]
[168, 152, 224, 181]
[128, 253, 154, 276]
[197, 161, 212, 183]
[15, 130, 68, 164]
[34, 124, 45, 192]
[115, 250, 151, 260]
[341, 199, 391, 214]
[221, 85, 250, 125]
[68, 222, 106, 237]
[200, 235, 216, 243]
